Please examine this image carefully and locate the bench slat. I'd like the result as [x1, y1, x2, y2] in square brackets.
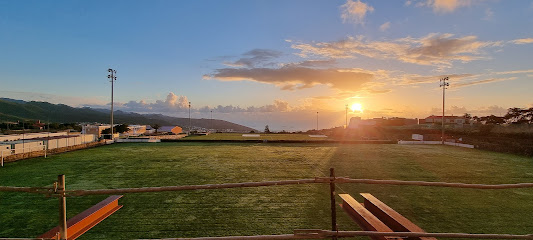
[339, 194, 397, 240]
[361, 193, 437, 240]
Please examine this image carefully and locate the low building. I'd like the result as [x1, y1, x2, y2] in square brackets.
[422, 115, 466, 125]
[348, 117, 377, 129]
[158, 126, 183, 135]
[83, 124, 111, 137]
[123, 125, 147, 136]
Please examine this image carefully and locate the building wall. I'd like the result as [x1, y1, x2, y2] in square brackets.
[84, 125, 110, 137]
[171, 126, 183, 134]
[0, 145, 11, 157]
[12, 141, 44, 154]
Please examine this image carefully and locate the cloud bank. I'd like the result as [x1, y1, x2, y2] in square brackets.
[291, 33, 501, 67]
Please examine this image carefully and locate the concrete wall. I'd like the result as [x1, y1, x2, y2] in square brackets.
[46, 135, 97, 150]
[0, 132, 68, 142]
[12, 141, 45, 154]
[398, 140, 474, 148]
[0, 145, 11, 157]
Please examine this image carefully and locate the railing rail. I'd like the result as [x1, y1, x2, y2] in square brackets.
[1, 174, 533, 239]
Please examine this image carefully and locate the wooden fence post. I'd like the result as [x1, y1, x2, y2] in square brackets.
[58, 175, 67, 240]
[330, 168, 338, 240]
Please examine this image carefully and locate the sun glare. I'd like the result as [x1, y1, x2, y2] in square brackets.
[351, 103, 363, 113]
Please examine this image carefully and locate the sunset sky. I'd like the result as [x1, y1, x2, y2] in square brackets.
[1, 0, 532, 131]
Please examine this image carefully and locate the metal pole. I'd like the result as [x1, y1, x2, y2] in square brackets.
[442, 80, 445, 144]
[22, 122, 25, 154]
[316, 112, 319, 131]
[58, 174, 67, 240]
[345, 105, 348, 129]
[329, 168, 338, 240]
[440, 77, 449, 145]
[189, 102, 191, 135]
[210, 110, 213, 132]
[108, 69, 116, 141]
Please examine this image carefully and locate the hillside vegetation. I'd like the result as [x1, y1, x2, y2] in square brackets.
[0, 98, 255, 132]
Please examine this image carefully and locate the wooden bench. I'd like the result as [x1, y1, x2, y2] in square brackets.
[339, 194, 398, 240]
[339, 193, 436, 240]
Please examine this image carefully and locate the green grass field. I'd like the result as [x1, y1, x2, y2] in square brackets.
[1, 143, 532, 239]
[184, 133, 331, 141]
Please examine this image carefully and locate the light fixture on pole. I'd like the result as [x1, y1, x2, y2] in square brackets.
[107, 68, 117, 140]
[440, 76, 449, 145]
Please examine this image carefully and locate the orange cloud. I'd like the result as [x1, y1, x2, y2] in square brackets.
[340, 0, 374, 25]
[291, 33, 501, 67]
[206, 66, 374, 92]
[413, 0, 473, 14]
[509, 38, 533, 45]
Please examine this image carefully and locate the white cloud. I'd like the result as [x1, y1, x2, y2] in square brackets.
[453, 77, 517, 88]
[379, 21, 391, 31]
[340, 0, 374, 25]
[483, 8, 493, 20]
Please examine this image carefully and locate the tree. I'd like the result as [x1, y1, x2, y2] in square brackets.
[462, 113, 472, 124]
[264, 125, 270, 133]
[479, 115, 505, 125]
[152, 124, 160, 133]
[101, 124, 129, 134]
[505, 107, 533, 124]
[115, 124, 129, 133]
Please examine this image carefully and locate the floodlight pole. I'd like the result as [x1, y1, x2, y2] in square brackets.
[210, 110, 213, 131]
[345, 104, 348, 129]
[188, 102, 191, 135]
[316, 112, 319, 131]
[440, 77, 449, 145]
[107, 69, 117, 140]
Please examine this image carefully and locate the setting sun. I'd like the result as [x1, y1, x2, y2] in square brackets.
[351, 103, 363, 113]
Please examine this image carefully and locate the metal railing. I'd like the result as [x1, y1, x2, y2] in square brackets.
[1, 173, 533, 239]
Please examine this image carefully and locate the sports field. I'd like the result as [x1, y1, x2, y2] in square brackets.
[184, 133, 331, 141]
[1, 142, 532, 239]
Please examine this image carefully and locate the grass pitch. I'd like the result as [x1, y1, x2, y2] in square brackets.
[184, 133, 331, 141]
[1, 143, 533, 239]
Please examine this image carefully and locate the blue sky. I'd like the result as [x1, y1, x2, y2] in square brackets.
[1, 0, 533, 131]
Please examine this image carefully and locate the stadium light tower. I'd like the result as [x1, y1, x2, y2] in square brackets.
[440, 76, 449, 145]
[316, 111, 319, 131]
[345, 104, 348, 129]
[108, 68, 117, 139]
[188, 102, 191, 135]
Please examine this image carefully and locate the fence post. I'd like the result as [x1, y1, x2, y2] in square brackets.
[330, 168, 338, 240]
[58, 174, 67, 240]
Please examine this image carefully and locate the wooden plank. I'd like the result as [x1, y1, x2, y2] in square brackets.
[38, 195, 123, 240]
[361, 193, 437, 240]
[338, 194, 399, 240]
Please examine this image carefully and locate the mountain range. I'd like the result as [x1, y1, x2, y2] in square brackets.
[0, 98, 256, 132]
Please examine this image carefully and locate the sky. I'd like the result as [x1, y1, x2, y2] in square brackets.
[1, 0, 532, 131]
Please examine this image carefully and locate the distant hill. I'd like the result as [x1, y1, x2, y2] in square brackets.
[0, 98, 256, 132]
